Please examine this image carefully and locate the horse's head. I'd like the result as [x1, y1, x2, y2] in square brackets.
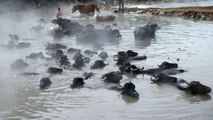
[72, 5, 83, 13]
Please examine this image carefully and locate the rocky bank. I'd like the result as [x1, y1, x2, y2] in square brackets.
[115, 6, 213, 21]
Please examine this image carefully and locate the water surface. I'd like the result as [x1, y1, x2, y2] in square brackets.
[0, 2, 213, 120]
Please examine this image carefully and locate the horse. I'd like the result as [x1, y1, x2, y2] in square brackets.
[72, 4, 100, 14]
[95, 15, 115, 22]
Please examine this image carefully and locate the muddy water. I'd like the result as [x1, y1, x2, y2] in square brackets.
[0, 3, 213, 120]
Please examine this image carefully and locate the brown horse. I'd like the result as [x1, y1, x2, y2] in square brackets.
[96, 15, 115, 22]
[72, 4, 100, 14]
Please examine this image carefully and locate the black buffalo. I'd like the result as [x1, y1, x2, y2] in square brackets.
[47, 67, 63, 74]
[177, 80, 211, 95]
[134, 23, 160, 40]
[151, 73, 177, 84]
[70, 77, 85, 89]
[39, 77, 52, 89]
[90, 60, 108, 69]
[76, 24, 121, 44]
[101, 71, 123, 83]
[10, 59, 28, 70]
[120, 82, 139, 99]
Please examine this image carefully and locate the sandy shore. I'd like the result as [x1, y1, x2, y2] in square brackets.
[115, 6, 213, 21]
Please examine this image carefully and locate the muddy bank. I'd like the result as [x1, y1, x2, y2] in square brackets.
[115, 6, 213, 21]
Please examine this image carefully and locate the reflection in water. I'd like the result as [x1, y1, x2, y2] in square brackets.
[178, 93, 211, 103]
[120, 95, 139, 104]
[134, 39, 152, 48]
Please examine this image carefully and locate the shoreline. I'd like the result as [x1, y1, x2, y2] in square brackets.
[114, 6, 213, 21]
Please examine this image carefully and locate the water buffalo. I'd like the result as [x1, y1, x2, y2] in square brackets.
[51, 18, 83, 38]
[151, 73, 177, 84]
[90, 60, 108, 69]
[113, 51, 129, 65]
[84, 49, 98, 56]
[10, 59, 28, 70]
[16, 42, 31, 49]
[126, 50, 138, 57]
[47, 67, 62, 74]
[52, 18, 77, 32]
[158, 61, 178, 69]
[129, 55, 147, 61]
[99, 52, 108, 60]
[45, 43, 67, 51]
[108, 82, 139, 99]
[83, 57, 90, 63]
[59, 55, 70, 67]
[67, 48, 81, 54]
[73, 53, 83, 61]
[51, 49, 64, 60]
[129, 67, 184, 76]
[151, 74, 211, 95]
[72, 53, 85, 69]
[119, 63, 144, 74]
[113, 50, 147, 65]
[177, 80, 212, 95]
[76, 24, 96, 44]
[128, 61, 184, 76]
[134, 23, 160, 40]
[112, 29, 122, 39]
[101, 71, 123, 83]
[160, 68, 185, 75]
[26, 52, 44, 60]
[140, 61, 182, 75]
[72, 57, 85, 69]
[120, 82, 139, 99]
[76, 24, 121, 44]
[70, 77, 85, 89]
[39, 77, 52, 89]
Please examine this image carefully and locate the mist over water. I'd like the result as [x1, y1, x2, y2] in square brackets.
[0, 1, 213, 120]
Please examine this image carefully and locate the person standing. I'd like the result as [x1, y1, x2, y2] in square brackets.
[56, 7, 62, 19]
[119, 0, 124, 12]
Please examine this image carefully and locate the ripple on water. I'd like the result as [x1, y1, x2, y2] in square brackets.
[0, 3, 213, 120]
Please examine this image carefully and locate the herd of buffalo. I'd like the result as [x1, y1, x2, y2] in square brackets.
[2, 3, 211, 100]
